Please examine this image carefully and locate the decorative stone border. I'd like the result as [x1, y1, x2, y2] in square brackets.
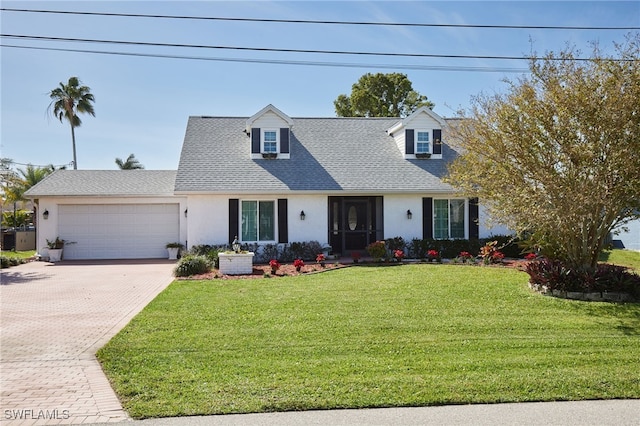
[529, 283, 635, 302]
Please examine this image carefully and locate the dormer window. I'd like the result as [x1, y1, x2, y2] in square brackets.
[247, 104, 293, 160]
[263, 130, 278, 153]
[416, 131, 430, 154]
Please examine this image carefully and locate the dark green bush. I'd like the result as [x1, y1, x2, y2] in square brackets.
[173, 255, 212, 277]
[408, 238, 482, 259]
[281, 241, 323, 262]
[0, 256, 25, 269]
[385, 237, 406, 253]
[484, 234, 523, 258]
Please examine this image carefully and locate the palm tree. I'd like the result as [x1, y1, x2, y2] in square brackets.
[115, 154, 145, 170]
[4, 164, 56, 204]
[48, 77, 95, 170]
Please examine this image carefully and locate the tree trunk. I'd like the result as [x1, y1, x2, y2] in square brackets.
[70, 122, 77, 170]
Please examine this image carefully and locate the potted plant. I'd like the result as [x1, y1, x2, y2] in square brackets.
[165, 242, 184, 260]
[46, 237, 66, 262]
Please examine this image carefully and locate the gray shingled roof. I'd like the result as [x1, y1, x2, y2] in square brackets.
[24, 170, 177, 197]
[175, 116, 457, 193]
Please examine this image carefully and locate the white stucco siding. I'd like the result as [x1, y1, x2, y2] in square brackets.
[185, 194, 229, 246]
[478, 204, 513, 238]
[185, 194, 330, 248]
[287, 195, 328, 244]
[383, 195, 423, 241]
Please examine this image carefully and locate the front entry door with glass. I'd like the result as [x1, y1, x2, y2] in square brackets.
[328, 196, 383, 256]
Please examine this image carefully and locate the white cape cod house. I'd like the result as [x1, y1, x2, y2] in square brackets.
[26, 104, 514, 260]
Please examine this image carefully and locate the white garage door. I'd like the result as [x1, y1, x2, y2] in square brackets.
[58, 204, 180, 259]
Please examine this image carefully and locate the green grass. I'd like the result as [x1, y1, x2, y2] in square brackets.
[97, 264, 640, 419]
[600, 249, 640, 272]
[1, 250, 36, 259]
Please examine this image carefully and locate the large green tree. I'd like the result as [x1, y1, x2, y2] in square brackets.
[334, 72, 434, 117]
[48, 77, 95, 170]
[446, 35, 640, 270]
[115, 154, 145, 170]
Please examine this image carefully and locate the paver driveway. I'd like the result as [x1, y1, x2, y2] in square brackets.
[1, 259, 175, 425]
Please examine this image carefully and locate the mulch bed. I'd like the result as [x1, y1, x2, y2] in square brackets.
[184, 262, 347, 280]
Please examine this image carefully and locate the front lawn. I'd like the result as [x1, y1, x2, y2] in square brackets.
[97, 264, 640, 419]
[0, 250, 36, 259]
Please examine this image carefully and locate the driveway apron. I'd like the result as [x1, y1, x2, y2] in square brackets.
[1, 260, 175, 425]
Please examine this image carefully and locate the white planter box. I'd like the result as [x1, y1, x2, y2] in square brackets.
[167, 247, 180, 260]
[218, 252, 255, 275]
[48, 248, 63, 262]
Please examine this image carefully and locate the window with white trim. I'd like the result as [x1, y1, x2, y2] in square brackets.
[416, 131, 430, 154]
[241, 200, 275, 241]
[263, 130, 278, 153]
[434, 199, 465, 239]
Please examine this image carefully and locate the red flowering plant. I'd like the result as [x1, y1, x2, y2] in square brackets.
[454, 251, 476, 264]
[269, 259, 281, 274]
[351, 251, 362, 263]
[394, 249, 405, 262]
[293, 258, 304, 272]
[524, 252, 538, 261]
[427, 249, 441, 263]
[316, 253, 326, 267]
[479, 241, 504, 265]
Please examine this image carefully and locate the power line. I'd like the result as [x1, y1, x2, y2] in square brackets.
[2, 34, 622, 62]
[0, 44, 530, 73]
[2, 8, 638, 30]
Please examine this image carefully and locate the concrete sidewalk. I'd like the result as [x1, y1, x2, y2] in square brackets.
[1, 259, 176, 425]
[131, 400, 640, 426]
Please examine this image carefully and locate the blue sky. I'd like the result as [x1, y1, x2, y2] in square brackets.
[1, 1, 638, 170]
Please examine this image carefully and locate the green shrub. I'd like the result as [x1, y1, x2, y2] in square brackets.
[281, 241, 324, 262]
[485, 234, 522, 258]
[366, 241, 387, 261]
[408, 238, 482, 259]
[0, 255, 25, 269]
[385, 237, 406, 253]
[173, 255, 212, 277]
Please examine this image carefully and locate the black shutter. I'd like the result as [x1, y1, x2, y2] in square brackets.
[433, 129, 442, 155]
[251, 128, 260, 154]
[422, 197, 433, 240]
[405, 129, 414, 155]
[469, 198, 479, 239]
[229, 199, 239, 244]
[280, 128, 290, 154]
[278, 199, 288, 243]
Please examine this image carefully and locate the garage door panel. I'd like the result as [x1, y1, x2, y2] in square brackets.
[58, 204, 180, 260]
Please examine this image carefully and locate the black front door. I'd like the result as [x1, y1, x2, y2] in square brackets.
[329, 196, 383, 256]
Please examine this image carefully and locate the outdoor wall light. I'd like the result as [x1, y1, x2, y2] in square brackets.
[184, 208, 188, 218]
[232, 236, 241, 253]
[407, 209, 413, 220]
[300, 210, 306, 220]
[43, 209, 49, 220]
